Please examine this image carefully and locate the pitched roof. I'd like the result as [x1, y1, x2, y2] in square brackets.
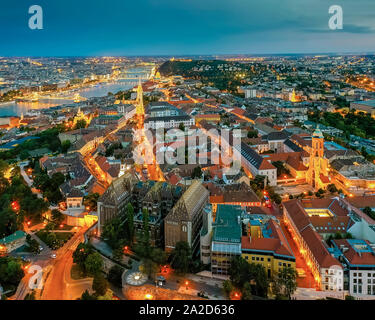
[347, 195, 375, 209]
[240, 142, 275, 171]
[300, 226, 341, 268]
[263, 131, 289, 141]
[283, 199, 310, 231]
[165, 180, 209, 222]
[241, 220, 294, 258]
[333, 239, 375, 266]
[286, 156, 308, 171]
[284, 139, 303, 152]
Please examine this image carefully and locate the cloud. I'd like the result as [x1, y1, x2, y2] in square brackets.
[304, 24, 375, 34]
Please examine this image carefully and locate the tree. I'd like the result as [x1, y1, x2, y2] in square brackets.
[191, 166, 202, 179]
[85, 252, 103, 275]
[178, 122, 185, 131]
[223, 279, 234, 298]
[134, 209, 166, 279]
[272, 267, 298, 300]
[327, 184, 338, 194]
[46, 232, 58, 249]
[92, 273, 108, 296]
[4, 260, 24, 286]
[170, 241, 192, 274]
[61, 140, 71, 153]
[83, 193, 100, 212]
[141, 248, 166, 280]
[80, 289, 96, 300]
[126, 203, 134, 243]
[26, 234, 40, 254]
[229, 256, 268, 298]
[107, 265, 124, 287]
[241, 282, 253, 300]
[250, 175, 266, 192]
[51, 172, 65, 186]
[247, 130, 258, 139]
[51, 209, 64, 225]
[74, 119, 87, 130]
[73, 243, 93, 270]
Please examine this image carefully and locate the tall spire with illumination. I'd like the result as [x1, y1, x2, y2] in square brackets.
[136, 78, 144, 116]
[290, 89, 298, 102]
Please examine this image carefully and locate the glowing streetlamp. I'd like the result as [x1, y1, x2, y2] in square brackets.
[144, 293, 153, 300]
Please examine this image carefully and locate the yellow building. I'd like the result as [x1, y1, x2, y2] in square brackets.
[241, 219, 296, 278]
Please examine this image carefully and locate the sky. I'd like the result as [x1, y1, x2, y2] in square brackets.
[1, 0, 375, 56]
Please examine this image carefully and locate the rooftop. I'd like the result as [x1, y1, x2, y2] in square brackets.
[212, 205, 242, 244]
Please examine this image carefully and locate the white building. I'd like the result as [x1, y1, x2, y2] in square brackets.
[244, 87, 257, 99]
[235, 142, 277, 186]
[332, 239, 375, 296]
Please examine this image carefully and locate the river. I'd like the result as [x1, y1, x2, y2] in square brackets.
[0, 79, 140, 117]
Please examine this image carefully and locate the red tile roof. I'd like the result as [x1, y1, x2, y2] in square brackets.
[333, 239, 375, 266]
[300, 226, 341, 268]
[241, 220, 294, 258]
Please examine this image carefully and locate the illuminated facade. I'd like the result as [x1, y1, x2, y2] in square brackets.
[306, 126, 330, 190]
[241, 219, 296, 279]
[283, 200, 344, 291]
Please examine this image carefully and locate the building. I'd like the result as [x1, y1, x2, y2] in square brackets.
[58, 128, 104, 156]
[62, 188, 98, 227]
[262, 131, 289, 153]
[208, 182, 261, 217]
[351, 100, 375, 118]
[133, 181, 184, 247]
[235, 142, 277, 186]
[164, 180, 209, 254]
[332, 239, 375, 296]
[241, 217, 295, 278]
[330, 157, 375, 196]
[211, 205, 242, 276]
[0, 231, 27, 254]
[342, 196, 375, 243]
[121, 79, 145, 117]
[306, 126, 330, 190]
[200, 204, 213, 265]
[97, 172, 139, 235]
[194, 113, 221, 124]
[244, 87, 257, 99]
[144, 115, 195, 130]
[283, 199, 344, 291]
[144, 101, 195, 130]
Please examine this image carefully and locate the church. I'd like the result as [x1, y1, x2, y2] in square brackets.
[306, 125, 330, 190]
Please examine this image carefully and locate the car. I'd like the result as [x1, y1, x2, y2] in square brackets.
[50, 253, 57, 259]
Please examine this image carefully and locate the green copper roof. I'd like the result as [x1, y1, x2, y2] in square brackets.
[0, 231, 27, 245]
[212, 205, 242, 243]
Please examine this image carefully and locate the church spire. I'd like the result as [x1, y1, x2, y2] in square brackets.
[136, 78, 144, 116]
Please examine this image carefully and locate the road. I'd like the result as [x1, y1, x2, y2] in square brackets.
[40, 227, 92, 300]
[133, 113, 165, 181]
[280, 221, 317, 289]
[20, 163, 43, 199]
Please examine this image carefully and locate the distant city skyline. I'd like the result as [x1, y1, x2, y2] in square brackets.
[1, 0, 375, 56]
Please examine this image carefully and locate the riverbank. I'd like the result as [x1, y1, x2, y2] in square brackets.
[0, 80, 137, 117]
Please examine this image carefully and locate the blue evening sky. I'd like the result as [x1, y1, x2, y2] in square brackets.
[1, 0, 375, 56]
